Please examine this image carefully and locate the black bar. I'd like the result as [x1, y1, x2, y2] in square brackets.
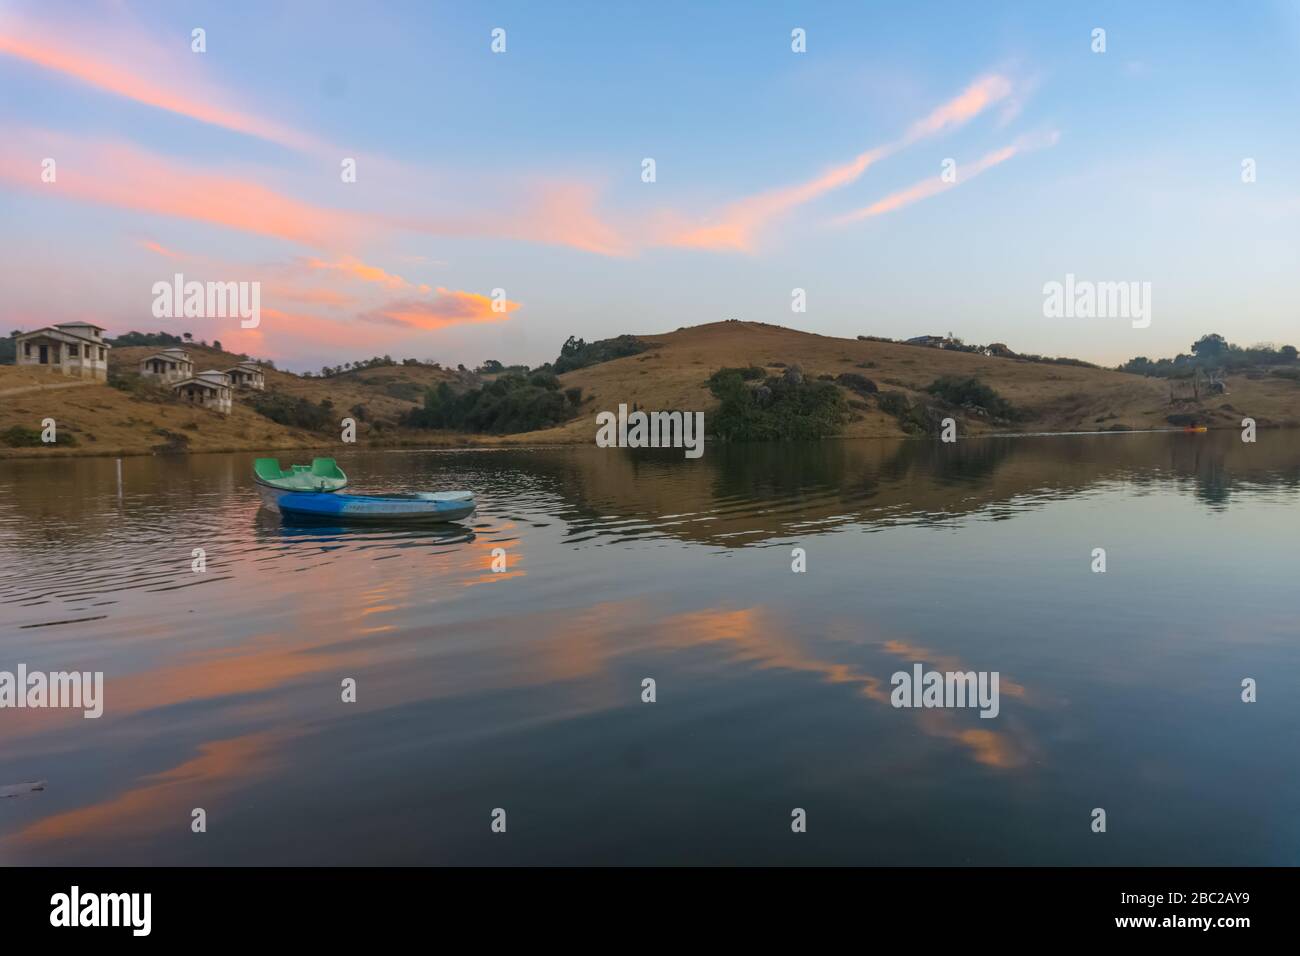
[1, 867, 1286, 940]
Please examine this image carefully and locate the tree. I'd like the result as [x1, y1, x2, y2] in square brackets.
[213, 340, 223, 352]
[1282, 345, 1298, 362]
[1190, 333, 1228, 362]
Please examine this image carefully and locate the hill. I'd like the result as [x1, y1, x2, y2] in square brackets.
[4, 321, 1299, 458]
[512, 321, 1300, 443]
[1, 344, 472, 457]
[0, 361, 316, 457]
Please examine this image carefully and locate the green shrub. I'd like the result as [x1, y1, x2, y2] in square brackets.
[2, 425, 45, 447]
[836, 372, 878, 395]
[2, 426, 79, 447]
[403, 374, 573, 434]
[383, 381, 425, 401]
[876, 392, 909, 417]
[877, 391, 936, 435]
[924, 376, 1017, 419]
[248, 391, 336, 431]
[553, 335, 647, 374]
[707, 369, 847, 442]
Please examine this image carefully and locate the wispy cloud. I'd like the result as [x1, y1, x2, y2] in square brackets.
[304, 256, 413, 290]
[659, 73, 1019, 251]
[136, 238, 187, 260]
[2, 126, 632, 262]
[0, 26, 318, 151]
[899, 74, 1014, 144]
[835, 129, 1060, 223]
[391, 181, 629, 257]
[512, 182, 629, 257]
[661, 146, 891, 252]
[359, 288, 521, 331]
[270, 286, 358, 308]
[0, 133, 363, 245]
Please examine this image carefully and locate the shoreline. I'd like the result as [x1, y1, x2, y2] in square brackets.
[2, 423, 1285, 461]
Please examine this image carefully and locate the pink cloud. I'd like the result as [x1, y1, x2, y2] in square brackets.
[3, 127, 632, 260]
[392, 181, 629, 257]
[835, 129, 1060, 223]
[665, 147, 891, 252]
[900, 74, 1014, 144]
[658, 73, 1018, 252]
[0, 133, 362, 245]
[359, 288, 521, 331]
[0, 27, 317, 151]
[304, 255, 411, 289]
[137, 239, 187, 259]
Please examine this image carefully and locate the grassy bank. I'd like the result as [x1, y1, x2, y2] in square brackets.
[4, 322, 1299, 459]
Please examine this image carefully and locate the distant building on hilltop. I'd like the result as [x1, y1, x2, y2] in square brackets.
[905, 334, 955, 349]
[14, 323, 110, 381]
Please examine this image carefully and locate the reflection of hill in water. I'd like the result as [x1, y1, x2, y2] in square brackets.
[1, 434, 1297, 561]
[490, 432, 1300, 546]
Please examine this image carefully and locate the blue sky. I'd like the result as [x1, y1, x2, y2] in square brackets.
[1, 0, 1297, 370]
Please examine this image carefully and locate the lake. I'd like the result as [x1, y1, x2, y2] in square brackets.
[1, 431, 1297, 865]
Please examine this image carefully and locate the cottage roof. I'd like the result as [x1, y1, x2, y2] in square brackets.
[16, 326, 109, 346]
[172, 377, 226, 392]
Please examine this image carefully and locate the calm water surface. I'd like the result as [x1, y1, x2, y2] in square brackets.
[1, 432, 1298, 864]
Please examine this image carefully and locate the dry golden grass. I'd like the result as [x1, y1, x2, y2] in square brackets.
[0, 364, 318, 457]
[116, 345, 464, 411]
[1, 346, 487, 457]
[5, 322, 1298, 457]
[514, 321, 1300, 442]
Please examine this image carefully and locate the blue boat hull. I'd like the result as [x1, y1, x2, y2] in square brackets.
[274, 490, 476, 523]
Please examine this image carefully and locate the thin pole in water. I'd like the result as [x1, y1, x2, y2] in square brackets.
[116, 458, 122, 499]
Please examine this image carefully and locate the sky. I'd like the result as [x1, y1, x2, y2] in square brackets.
[1, 0, 1298, 372]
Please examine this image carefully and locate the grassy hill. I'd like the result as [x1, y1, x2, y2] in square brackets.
[4, 321, 1299, 458]
[1, 344, 474, 457]
[111, 345, 469, 424]
[515, 320, 1300, 443]
[0, 361, 316, 456]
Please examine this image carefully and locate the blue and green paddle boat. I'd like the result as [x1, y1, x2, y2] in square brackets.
[254, 457, 348, 508]
[254, 457, 475, 523]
